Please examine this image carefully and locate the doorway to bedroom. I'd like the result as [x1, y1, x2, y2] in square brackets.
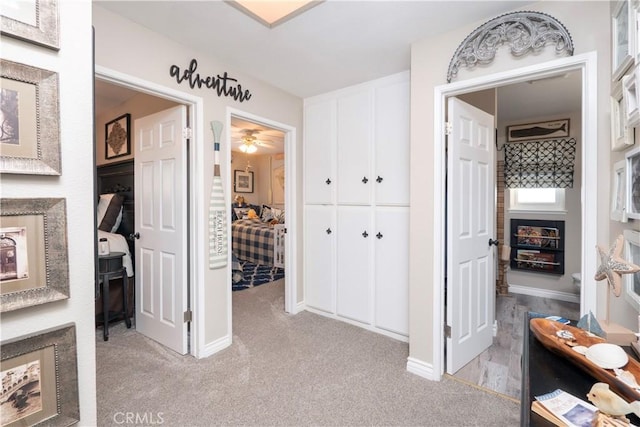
[227, 110, 297, 321]
[94, 74, 196, 355]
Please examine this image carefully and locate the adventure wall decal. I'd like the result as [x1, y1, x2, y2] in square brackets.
[169, 59, 252, 103]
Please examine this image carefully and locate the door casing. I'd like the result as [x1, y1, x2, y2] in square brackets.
[432, 52, 598, 379]
[226, 108, 298, 317]
[95, 65, 207, 357]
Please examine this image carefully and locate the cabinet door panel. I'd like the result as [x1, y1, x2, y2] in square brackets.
[374, 207, 409, 335]
[304, 206, 335, 313]
[337, 91, 372, 205]
[304, 100, 335, 205]
[336, 207, 371, 324]
[374, 78, 410, 206]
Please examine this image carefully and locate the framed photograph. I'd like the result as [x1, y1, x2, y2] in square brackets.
[613, 0, 634, 81]
[1, 0, 59, 50]
[506, 119, 569, 142]
[612, 160, 629, 222]
[234, 170, 254, 193]
[1, 323, 79, 427]
[624, 229, 640, 311]
[626, 146, 640, 219]
[105, 114, 131, 160]
[611, 79, 636, 151]
[1, 198, 69, 313]
[1, 59, 60, 175]
[623, 68, 640, 127]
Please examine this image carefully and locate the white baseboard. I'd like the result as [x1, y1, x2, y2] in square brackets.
[406, 357, 438, 381]
[508, 284, 580, 304]
[197, 334, 231, 358]
[296, 301, 305, 313]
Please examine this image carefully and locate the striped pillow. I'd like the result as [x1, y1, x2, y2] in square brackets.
[97, 193, 124, 233]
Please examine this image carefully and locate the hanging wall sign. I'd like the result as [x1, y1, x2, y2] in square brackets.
[169, 58, 252, 102]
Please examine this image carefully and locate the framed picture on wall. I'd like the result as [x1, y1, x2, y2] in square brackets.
[0, 59, 61, 175]
[506, 119, 569, 142]
[0, 198, 69, 313]
[611, 79, 636, 151]
[234, 170, 254, 193]
[611, 159, 628, 222]
[627, 146, 640, 220]
[105, 113, 131, 160]
[613, 0, 634, 81]
[624, 229, 640, 311]
[0, 0, 59, 50]
[1, 324, 79, 427]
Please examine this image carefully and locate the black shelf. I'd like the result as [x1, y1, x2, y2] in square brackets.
[510, 219, 565, 275]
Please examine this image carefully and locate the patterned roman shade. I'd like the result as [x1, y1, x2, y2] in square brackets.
[503, 138, 577, 188]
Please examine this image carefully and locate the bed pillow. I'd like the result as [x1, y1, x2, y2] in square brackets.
[261, 205, 273, 222]
[233, 207, 252, 220]
[97, 193, 124, 233]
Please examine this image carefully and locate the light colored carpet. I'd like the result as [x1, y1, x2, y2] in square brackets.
[96, 280, 519, 426]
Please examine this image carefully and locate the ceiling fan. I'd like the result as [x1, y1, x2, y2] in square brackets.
[234, 129, 275, 154]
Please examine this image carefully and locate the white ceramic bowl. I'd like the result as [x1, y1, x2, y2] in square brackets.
[585, 343, 629, 369]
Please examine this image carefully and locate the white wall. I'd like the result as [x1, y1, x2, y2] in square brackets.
[92, 6, 303, 350]
[409, 1, 612, 370]
[1, 1, 96, 424]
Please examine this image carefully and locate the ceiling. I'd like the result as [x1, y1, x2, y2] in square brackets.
[94, 0, 533, 98]
[94, 1, 581, 140]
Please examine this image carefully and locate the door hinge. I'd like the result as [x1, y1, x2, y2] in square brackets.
[184, 310, 193, 323]
[183, 127, 193, 139]
[445, 122, 453, 136]
[444, 324, 451, 338]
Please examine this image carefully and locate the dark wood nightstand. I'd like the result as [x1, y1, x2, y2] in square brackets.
[97, 251, 130, 341]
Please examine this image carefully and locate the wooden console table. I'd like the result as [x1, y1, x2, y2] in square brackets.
[521, 312, 640, 426]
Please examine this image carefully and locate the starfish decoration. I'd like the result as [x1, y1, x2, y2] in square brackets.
[594, 235, 640, 297]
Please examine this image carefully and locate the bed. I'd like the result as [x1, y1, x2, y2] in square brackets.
[96, 160, 135, 318]
[232, 218, 285, 268]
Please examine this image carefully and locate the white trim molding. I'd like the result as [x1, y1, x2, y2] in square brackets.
[406, 357, 437, 380]
[508, 284, 580, 304]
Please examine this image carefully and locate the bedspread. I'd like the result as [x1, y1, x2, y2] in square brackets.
[232, 219, 277, 266]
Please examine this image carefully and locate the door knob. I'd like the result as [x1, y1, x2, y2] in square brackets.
[129, 232, 140, 240]
[488, 238, 499, 247]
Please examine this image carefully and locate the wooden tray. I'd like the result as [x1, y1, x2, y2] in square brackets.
[529, 318, 640, 402]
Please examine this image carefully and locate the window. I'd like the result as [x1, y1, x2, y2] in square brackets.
[509, 188, 566, 212]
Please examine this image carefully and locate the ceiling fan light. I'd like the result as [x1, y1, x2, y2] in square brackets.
[239, 143, 257, 154]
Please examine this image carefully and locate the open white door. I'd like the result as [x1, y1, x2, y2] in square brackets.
[446, 97, 495, 374]
[134, 105, 188, 355]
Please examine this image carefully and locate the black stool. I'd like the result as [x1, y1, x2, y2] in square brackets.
[97, 252, 131, 341]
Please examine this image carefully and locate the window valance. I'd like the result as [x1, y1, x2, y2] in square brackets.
[503, 138, 576, 188]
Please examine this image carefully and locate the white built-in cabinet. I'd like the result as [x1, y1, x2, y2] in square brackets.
[303, 71, 410, 340]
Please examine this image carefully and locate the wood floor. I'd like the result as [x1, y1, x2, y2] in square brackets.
[450, 293, 580, 399]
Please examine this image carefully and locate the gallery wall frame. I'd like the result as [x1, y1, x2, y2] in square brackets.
[0, 59, 60, 175]
[626, 145, 640, 220]
[234, 170, 254, 193]
[1, 323, 79, 427]
[0, 198, 69, 313]
[613, 0, 635, 82]
[611, 79, 636, 151]
[506, 119, 569, 142]
[105, 113, 131, 160]
[612, 159, 628, 222]
[623, 67, 640, 127]
[624, 229, 640, 312]
[0, 0, 59, 50]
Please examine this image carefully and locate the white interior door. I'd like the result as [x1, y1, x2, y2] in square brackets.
[134, 105, 188, 355]
[446, 97, 495, 374]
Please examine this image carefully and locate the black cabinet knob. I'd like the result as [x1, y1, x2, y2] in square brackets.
[362, 231, 368, 238]
[326, 178, 331, 185]
[376, 232, 383, 239]
[376, 176, 383, 183]
[362, 176, 368, 184]
[326, 228, 332, 234]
